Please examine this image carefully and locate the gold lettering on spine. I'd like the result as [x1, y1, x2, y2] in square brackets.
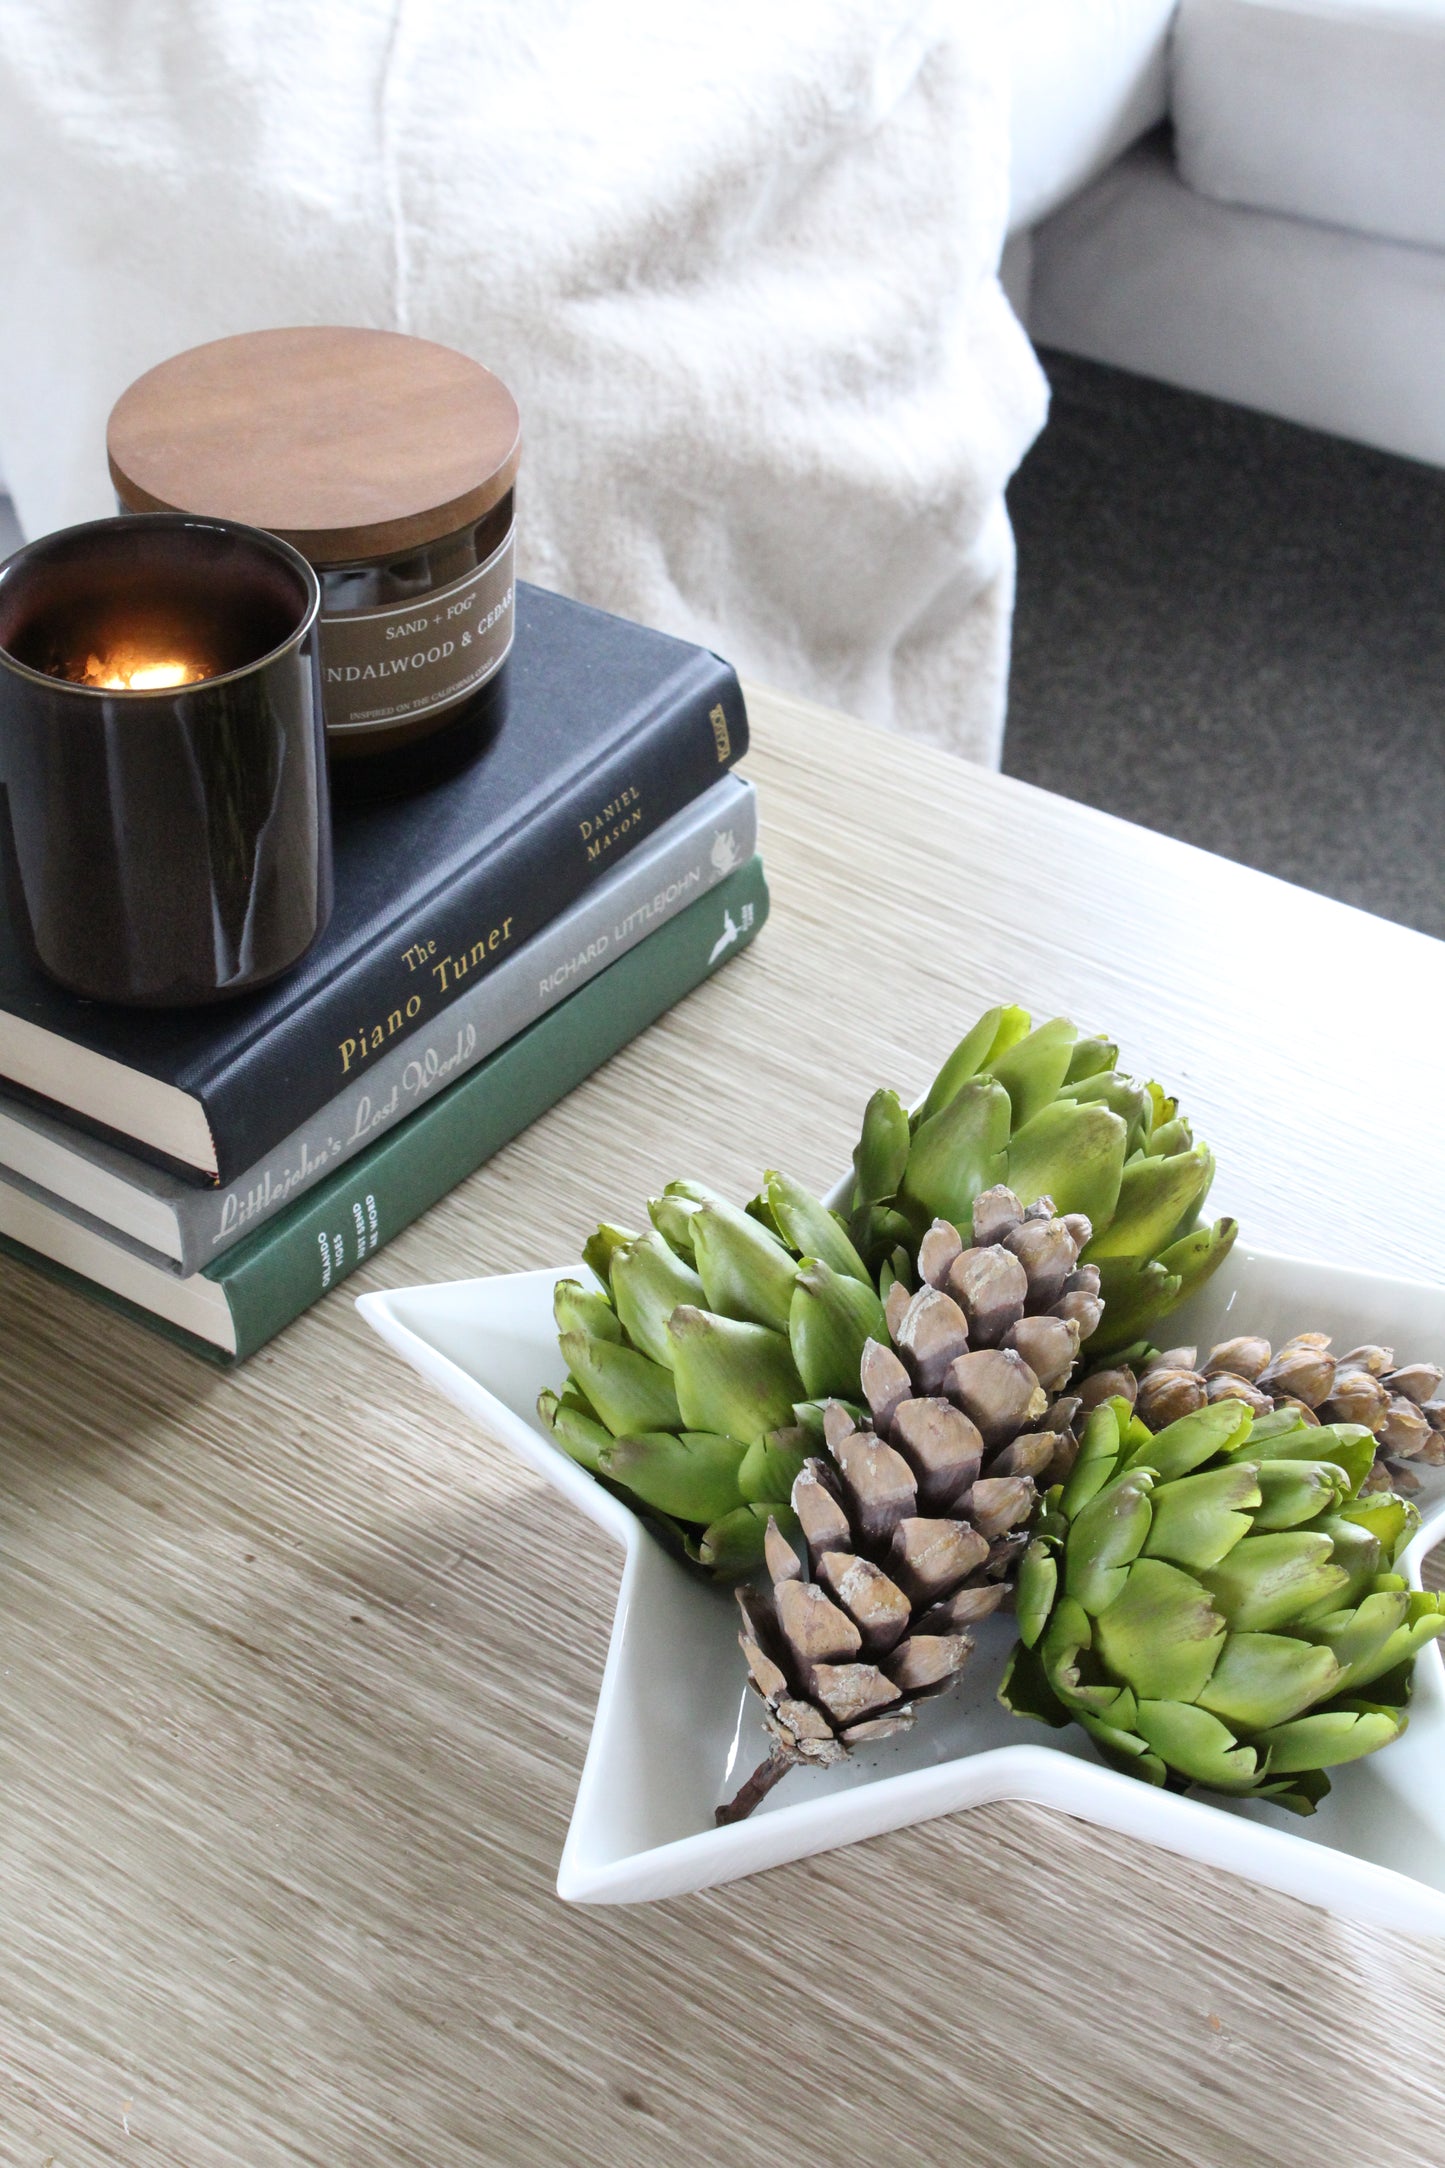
[430, 916, 514, 996]
[579, 783, 644, 865]
[709, 703, 731, 762]
[337, 986, 441, 1071]
[335, 900, 517, 1075]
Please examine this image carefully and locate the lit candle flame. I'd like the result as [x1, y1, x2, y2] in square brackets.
[68, 649, 210, 691]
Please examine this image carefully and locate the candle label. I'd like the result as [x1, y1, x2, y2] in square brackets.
[319, 526, 515, 733]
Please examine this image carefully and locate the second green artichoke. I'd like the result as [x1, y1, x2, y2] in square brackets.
[1000, 1394, 1445, 1813]
[847, 1002, 1237, 1355]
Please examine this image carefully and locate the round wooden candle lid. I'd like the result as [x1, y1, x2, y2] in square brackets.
[108, 327, 522, 563]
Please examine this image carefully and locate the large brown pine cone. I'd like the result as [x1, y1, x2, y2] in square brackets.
[719, 1189, 1097, 1822]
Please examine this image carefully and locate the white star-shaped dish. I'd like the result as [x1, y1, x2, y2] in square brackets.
[359, 1243, 1445, 1929]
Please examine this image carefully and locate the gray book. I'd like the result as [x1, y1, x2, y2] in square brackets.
[0, 776, 757, 1274]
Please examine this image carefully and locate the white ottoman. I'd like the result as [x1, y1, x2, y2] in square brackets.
[1173, 0, 1445, 252]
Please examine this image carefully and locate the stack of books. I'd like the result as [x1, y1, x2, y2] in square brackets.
[0, 584, 767, 1359]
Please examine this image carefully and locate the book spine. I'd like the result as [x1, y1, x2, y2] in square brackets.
[216, 855, 769, 1360]
[171, 779, 758, 1272]
[200, 657, 749, 1180]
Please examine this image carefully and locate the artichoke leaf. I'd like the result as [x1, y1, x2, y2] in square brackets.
[553, 1277, 622, 1343]
[1328, 1592, 1445, 1694]
[1255, 1702, 1406, 1775]
[1144, 1080, 1178, 1130]
[691, 1199, 800, 1332]
[1144, 1117, 1192, 1159]
[1200, 1532, 1349, 1634]
[558, 1329, 683, 1437]
[695, 1501, 799, 1578]
[852, 1203, 919, 1260]
[1231, 1404, 1312, 1448]
[664, 1178, 732, 1209]
[1086, 1259, 1184, 1357]
[1092, 1557, 1227, 1702]
[901, 1077, 1012, 1227]
[915, 1004, 1029, 1125]
[609, 1232, 705, 1366]
[1336, 1486, 1419, 1562]
[1006, 1099, 1128, 1229]
[1075, 1709, 1168, 1784]
[1064, 1469, 1156, 1613]
[1296, 1515, 1382, 1614]
[666, 1308, 802, 1439]
[1153, 1216, 1238, 1311]
[1061, 1071, 1152, 1155]
[1141, 1459, 1261, 1570]
[1133, 1700, 1259, 1790]
[1288, 1589, 1410, 1694]
[851, 1088, 912, 1207]
[998, 1637, 1072, 1728]
[1082, 1146, 1214, 1263]
[648, 1190, 702, 1261]
[1016, 1537, 1058, 1649]
[737, 1428, 810, 1506]
[1254, 1767, 1331, 1817]
[1195, 1631, 1342, 1731]
[1064, 1034, 1118, 1085]
[537, 1390, 612, 1472]
[988, 1016, 1079, 1134]
[788, 1259, 889, 1400]
[600, 1431, 748, 1524]
[1251, 1458, 1351, 1532]
[1041, 1598, 1134, 1719]
[1122, 1398, 1252, 1482]
[581, 1221, 637, 1289]
[1243, 1420, 1374, 1493]
[762, 1170, 870, 1282]
[1060, 1401, 1126, 1516]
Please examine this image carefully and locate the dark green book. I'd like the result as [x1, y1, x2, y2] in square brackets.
[0, 857, 769, 1361]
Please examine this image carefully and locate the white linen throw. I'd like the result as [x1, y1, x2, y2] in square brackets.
[0, 2, 1045, 759]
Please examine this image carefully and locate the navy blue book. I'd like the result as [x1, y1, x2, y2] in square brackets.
[0, 584, 747, 1183]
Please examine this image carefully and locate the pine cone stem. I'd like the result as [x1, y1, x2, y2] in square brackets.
[716, 1744, 800, 1824]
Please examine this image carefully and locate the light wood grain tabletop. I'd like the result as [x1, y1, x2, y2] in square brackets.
[1, 686, 1442, 2168]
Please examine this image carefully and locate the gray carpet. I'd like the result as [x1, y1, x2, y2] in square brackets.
[1004, 352, 1445, 943]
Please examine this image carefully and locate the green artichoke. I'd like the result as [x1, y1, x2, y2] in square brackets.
[539, 1173, 886, 1574]
[847, 1002, 1237, 1356]
[1000, 1394, 1445, 1813]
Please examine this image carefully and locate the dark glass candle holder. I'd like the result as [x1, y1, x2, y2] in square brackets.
[0, 513, 331, 1006]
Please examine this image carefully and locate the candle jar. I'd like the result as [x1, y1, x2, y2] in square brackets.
[0, 513, 330, 1006]
[107, 328, 521, 795]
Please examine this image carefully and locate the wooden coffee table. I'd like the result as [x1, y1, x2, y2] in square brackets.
[2, 686, 1442, 2165]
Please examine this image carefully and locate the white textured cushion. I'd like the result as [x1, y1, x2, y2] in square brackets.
[0, 2, 1045, 766]
[1008, 0, 1174, 231]
[1174, 0, 1445, 252]
[1030, 138, 1445, 468]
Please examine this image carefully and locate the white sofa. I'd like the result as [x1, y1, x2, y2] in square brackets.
[1015, 0, 1445, 470]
